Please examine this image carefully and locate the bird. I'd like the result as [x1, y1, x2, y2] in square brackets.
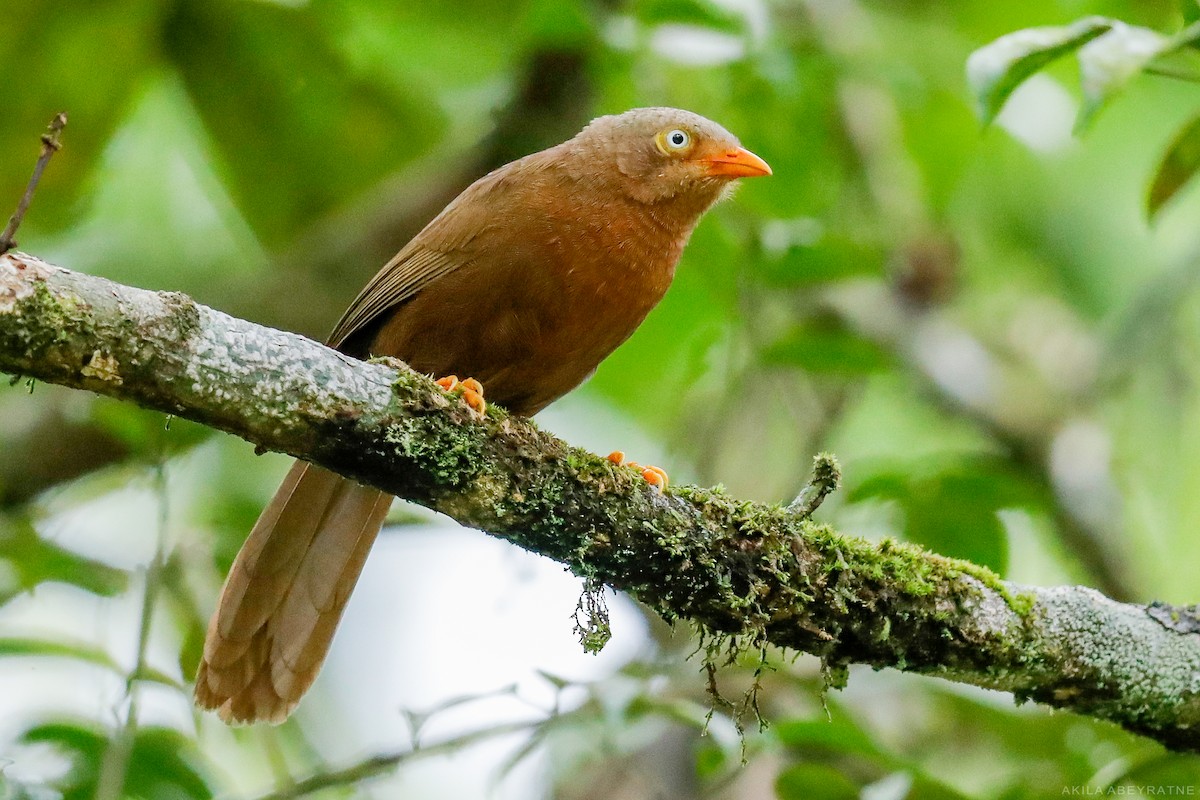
[193, 107, 771, 724]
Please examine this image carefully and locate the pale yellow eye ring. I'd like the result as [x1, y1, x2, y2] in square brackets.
[655, 128, 693, 155]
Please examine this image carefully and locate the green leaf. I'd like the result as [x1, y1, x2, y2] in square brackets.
[624, 695, 712, 729]
[124, 728, 212, 800]
[1100, 753, 1200, 791]
[89, 402, 210, 459]
[0, 638, 182, 688]
[522, 0, 595, 47]
[775, 763, 859, 800]
[966, 17, 1113, 125]
[21, 722, 212, 800]
[0, 638, 113, 672]
[756, 235, 886, 287]
[846, 471, 911, 503]
[0, 519, 127, 606]
[694, 740, 727, 781]
[902, 473, 1010, 573]
[18, 723, 104, 800]
[634, 0, 744, 33]
[847, 456, 1050, 573]
[0, 0, 160, 235]
[161, 0, 444, 243]
[774, 716, 883, 759]
[774, 712, 979, 799]
[1147, 113, 1200, 219]
[1076, 23, 1170, 131]
[761, 320, 893, 375]
[1170, 17, 1200, 50]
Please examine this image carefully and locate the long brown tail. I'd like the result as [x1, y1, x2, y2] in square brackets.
[194, 461, 391, 724]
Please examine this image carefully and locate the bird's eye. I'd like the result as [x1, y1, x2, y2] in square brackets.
[657, 128, 693, 154]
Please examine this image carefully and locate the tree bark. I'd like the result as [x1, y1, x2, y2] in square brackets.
[2, 251, 1198, 751]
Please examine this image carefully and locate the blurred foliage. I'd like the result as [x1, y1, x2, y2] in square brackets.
[0, 517, 126, 604]
[4, 0, 1200, 796]
[967, 10, 1200, 215]
[18, 723, 210, 800]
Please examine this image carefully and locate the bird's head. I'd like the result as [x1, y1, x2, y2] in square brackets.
[567, 107, 771, 205]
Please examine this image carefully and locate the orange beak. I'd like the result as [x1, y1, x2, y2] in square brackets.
[702, 146, 772, 179]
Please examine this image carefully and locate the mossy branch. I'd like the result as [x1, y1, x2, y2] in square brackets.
[2, 252, 1199, 751]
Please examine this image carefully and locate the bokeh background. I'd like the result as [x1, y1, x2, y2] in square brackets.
[3, 0, 1200, 796]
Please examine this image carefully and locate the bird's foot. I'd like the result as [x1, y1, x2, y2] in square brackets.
[606, 451, 668, 491]
[435, 375, 486, 418]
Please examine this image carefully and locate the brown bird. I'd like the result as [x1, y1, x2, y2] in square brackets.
[194, 107, 771, 724]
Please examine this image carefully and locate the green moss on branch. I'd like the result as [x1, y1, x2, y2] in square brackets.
[2, 252, 1199, 751]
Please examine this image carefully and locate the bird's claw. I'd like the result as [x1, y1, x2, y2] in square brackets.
[606, 451, 668, 491]
[436, 375, 487, 417]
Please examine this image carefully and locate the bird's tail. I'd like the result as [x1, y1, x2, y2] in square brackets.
[194, 460, 391, 724]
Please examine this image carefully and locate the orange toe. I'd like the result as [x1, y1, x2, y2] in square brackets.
[462, 387, 486, 416]
[436, 375, 487, 417]
[641, 465, 669, 490]
[606, 450, 668, 490]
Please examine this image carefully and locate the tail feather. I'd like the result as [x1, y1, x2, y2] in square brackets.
[194, 461, 391, 724]
[212, 463, 339, 646]
[270, 486, 390, 700]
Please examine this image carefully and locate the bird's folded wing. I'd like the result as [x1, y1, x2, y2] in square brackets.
[325, 166, 523, 349]
[326, 247, 462, 348]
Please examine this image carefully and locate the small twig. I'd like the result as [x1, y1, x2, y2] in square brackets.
[253, 719, 543, 800]
[94, 443, 170, 800]
[787, 452, 842, 518]
[0, 112, 68, 255]
[400, 683, 520, 750]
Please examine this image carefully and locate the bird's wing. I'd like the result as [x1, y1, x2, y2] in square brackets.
[325, 246, 464, 349]
[325, 158, 546, 350]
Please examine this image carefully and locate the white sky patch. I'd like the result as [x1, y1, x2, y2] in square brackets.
[759, 217, 825, 257]
[1050, 417, 1112, 495]
[912, 317, 997, 408]
[709, 0, 769, 42]
[650, 24, 747, 66]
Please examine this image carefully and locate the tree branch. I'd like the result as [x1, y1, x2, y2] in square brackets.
[1, 251, 1198, 751]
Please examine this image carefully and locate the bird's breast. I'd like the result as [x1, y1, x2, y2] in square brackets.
[548, 205, 686, 334]
[469, 199, 692, 412]
[369, 188, 699, 416]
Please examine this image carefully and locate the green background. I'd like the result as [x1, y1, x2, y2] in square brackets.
[2, 0, 1200, 796]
